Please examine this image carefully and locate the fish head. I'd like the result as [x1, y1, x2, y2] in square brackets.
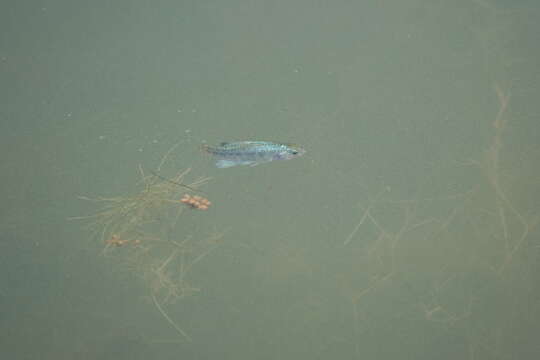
[279, 144, 306, 160]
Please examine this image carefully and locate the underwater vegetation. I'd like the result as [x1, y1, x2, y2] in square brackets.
[338, 85, 540, 359]
[72, 148, 222, 342]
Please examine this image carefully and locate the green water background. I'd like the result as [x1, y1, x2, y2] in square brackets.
[1, 0, 539, 359]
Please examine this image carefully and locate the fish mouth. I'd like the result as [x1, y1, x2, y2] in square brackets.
[293, 147, 306, 156]
[283, 143, 305, 156]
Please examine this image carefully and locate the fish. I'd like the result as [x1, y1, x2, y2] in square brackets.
[202, 141, 305, 168]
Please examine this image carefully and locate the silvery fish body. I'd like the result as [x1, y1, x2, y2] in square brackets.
[203, 141, 305, 168]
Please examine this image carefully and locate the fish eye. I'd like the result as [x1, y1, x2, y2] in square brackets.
[291, 150, 298, 155]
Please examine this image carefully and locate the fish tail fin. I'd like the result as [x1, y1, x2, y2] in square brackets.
[200, 144, 216, 157]
[200, 144, 210, 153]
